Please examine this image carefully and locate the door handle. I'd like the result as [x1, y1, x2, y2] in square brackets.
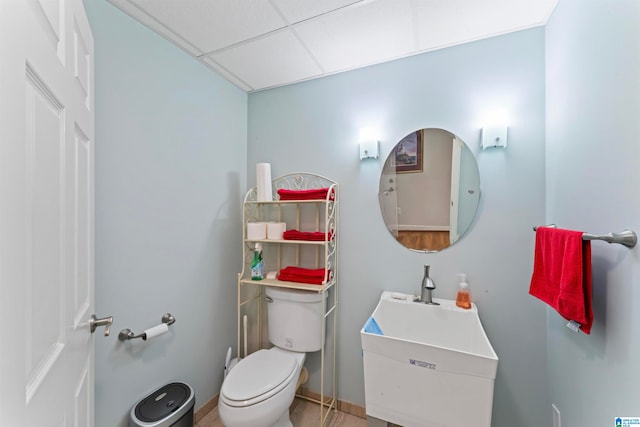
[89, 314, 113, 336]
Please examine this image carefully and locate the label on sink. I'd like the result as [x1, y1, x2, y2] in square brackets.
[409, 359, 436, 370]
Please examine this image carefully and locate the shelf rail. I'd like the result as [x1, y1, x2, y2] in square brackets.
[238, 172, 339, 427]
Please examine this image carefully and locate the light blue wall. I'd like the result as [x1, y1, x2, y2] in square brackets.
[249, 29, 547, 427]
[87, 2, 640, 424]
[545, 0, 640, 425]
[85, 2, 247, 426]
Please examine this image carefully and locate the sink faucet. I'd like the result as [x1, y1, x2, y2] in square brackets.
[419, 265, 440, 305]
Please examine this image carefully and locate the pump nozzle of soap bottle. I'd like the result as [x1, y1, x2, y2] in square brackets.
[455, 273, 472, 309]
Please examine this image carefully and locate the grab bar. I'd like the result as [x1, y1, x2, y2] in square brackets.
[533, 225, 637, 248]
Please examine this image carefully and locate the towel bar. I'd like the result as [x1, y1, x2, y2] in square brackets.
[533, 225, 637, 248]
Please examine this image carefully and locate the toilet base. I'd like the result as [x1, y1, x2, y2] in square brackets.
[270, 409, 292, 427]
[219, 400, 293, 427]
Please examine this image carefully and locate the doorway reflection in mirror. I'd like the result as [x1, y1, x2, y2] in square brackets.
[379, 128, 481, 252]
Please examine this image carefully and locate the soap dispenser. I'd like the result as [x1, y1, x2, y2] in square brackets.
[455, 273, 472, 309]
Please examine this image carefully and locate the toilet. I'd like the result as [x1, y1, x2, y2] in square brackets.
[218, 286, 327, 427]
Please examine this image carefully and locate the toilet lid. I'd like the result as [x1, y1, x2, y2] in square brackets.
[222, 349, 297, 403]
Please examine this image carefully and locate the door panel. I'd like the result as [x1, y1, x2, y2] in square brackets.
[0, 0, 95, 425]
[24, 68, 65, 405]
[73, 20, 91, 107]
[74, 361, 91, 427]
[449, 135, 462, 244]
[73, 124, 92, 326]
[33, 0, 66, 62]
[380, 153, 399, 237]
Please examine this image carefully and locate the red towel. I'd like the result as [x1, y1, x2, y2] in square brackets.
[277, 266, 330, 285]
[529, 227, 593, 334]
[279, 266, 326, 277]
[277, 187, 335, 201]
[282, 230, 333, 241]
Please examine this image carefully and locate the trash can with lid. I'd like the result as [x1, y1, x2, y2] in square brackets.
[130, 382, 195, 427]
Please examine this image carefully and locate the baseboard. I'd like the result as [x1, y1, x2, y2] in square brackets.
[194, 393, 219, 424]
[297, 387, 366, 419]
[194, 389, 367, 422]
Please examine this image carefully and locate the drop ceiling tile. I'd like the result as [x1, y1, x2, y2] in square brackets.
[272, 0, 364, 24]
[206, 30, 323, 90]
[107, 0, 199, 55]
[415, 0, 558, 50]
[294, 0, 415, 73]
[108, 0, 560, 92]
[126, 0, 287, 53]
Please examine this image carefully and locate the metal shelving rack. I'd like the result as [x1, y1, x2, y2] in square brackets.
[237, 172, 338, 427]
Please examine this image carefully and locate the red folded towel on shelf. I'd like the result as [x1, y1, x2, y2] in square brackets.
[277, 187, 335, 201]
[529, 227, 593, 334]
[277, 266, 330, 285]
[282, 230, 333, 241]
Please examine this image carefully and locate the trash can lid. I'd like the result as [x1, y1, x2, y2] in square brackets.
[134, 382, 192, 422]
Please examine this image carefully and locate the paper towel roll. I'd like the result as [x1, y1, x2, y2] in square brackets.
[256, 163, 273, 202]
[143, 323, 169, 341]
[247, 222, 267, 240]
[267, 222, 286, 240]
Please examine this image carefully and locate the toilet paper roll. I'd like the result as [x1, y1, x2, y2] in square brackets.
[256, 163, 273, 202]
[247, 222, 267, 240]
[143, 323, 169, 341]
[267, 222, 286, 240]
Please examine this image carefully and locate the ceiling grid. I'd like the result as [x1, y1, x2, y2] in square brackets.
[107, 0, 559, 92]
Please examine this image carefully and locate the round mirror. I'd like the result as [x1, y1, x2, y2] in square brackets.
[378, 128, 481, 252]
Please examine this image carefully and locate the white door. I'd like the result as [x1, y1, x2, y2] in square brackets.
[379, 154, 399, 237]
[449, 136, 463, 244]
[0, 0, 100, 425]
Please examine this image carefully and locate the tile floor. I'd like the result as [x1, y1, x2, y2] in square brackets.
[195, 398, 367, 427]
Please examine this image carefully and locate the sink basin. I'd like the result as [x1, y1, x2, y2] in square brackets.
[361, 291, 498, 427]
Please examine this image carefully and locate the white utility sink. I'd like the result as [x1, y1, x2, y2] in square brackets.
[361, 291, 498, 427]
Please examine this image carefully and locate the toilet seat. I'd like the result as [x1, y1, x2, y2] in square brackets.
[221, 349, 297, 408]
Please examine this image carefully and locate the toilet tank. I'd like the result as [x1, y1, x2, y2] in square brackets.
[265, 287, 327, 352]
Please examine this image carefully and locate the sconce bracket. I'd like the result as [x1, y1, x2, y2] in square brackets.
[360, 140, 379, 159]
[481, 126, 508, 149]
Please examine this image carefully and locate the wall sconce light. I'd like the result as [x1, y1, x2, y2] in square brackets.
[480, 109, 509, 150]
[360, 140, 379, 160]
[481, 125, 508, 149]
[359, 127, 379, 160]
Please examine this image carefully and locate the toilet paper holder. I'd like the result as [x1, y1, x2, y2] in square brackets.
[118, 313, 176, 341]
